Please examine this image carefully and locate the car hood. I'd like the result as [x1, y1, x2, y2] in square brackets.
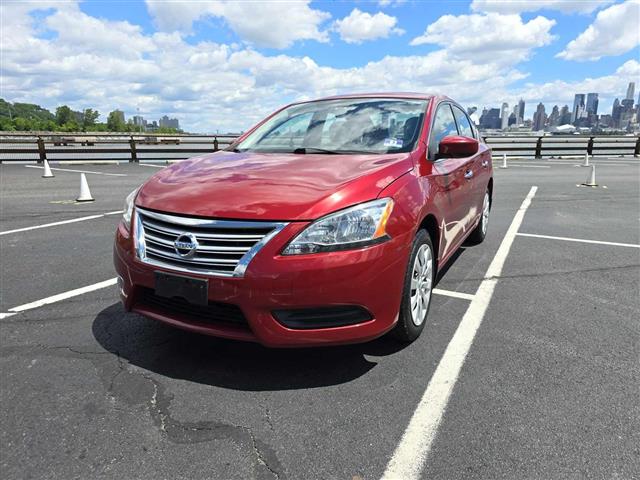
[136, 151, 414, 221]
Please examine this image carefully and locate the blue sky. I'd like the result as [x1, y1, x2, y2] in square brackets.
[2, 0, 639, 132]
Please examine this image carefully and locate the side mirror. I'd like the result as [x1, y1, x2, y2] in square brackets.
[437, 135, 479, 159]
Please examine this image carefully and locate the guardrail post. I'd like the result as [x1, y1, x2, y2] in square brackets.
[213, 137, 219, 152]
[535, 136, 543, 159]
[37, 136, 47, 164]
[635, 136, 640, 157]
[129, 136, 138, 163]
[587, 136, 594, 156]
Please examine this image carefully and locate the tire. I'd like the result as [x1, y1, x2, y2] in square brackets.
[392, 229, 435, 343]
[467, 189, 490, 244]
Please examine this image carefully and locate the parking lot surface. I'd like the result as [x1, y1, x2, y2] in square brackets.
[1, 157, 639, 479]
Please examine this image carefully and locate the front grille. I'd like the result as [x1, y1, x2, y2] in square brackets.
[136, 287, 248, 326]
[135, 207, 287, 277]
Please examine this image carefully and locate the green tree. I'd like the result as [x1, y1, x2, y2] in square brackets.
[81, 108, 100, 130]
[55, 105, 73, 126]
[107, 110, 126, 131]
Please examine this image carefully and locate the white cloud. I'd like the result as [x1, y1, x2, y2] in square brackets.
[556, 0, 640, 61]
[145, 0, 331, 49]
[334, 8, 404, 44]
[410, 13, 556, 64]
[2, 2, 637, 133]
[471, 0, 613, 14]
[378, 0, 407, 7]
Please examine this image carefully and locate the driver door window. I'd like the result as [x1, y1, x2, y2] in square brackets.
[428, 104, 458, 160]
[452, 106, 474, 139]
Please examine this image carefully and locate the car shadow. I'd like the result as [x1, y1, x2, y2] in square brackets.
[435, 246, 466, 285]
[92, 302, 408, 392]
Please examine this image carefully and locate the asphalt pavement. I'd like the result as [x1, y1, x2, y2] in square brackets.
[1, 157, 638, 479]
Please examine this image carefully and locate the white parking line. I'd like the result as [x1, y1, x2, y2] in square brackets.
[382, 185, 538, 480]
[432, 288, 475, 301]
[139, 163, 165, 168]
[2, 278, 117, 317]
[506, 165, 551, 169]
[25, 165, 127, 176]
[517, 232, 640, 249]
[0, 210, 122, 236]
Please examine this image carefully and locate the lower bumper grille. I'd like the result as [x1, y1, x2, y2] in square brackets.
[135, 287, 248, 327]
[272, 306, 372, 329]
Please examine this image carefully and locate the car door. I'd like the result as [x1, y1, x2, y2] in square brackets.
[426, 103, 472, 260]
[452, 105, 490, 230]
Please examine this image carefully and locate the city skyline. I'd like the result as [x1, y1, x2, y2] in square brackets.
[478, 81, 639, 132]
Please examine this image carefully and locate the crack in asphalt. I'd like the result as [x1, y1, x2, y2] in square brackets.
[0, 342, 284, 479]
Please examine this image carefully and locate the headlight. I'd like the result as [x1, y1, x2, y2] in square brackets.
[282, 198, 394, 255]
[122, 187, 140, 229]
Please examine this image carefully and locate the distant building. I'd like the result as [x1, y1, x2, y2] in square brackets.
[586, 93, 598, 116]
[112, 110, 125, 124]
[626, 82, 635, 100]
[572, 94, 585, 124]
[559, 105, 572, 125]
[159, 115, 180, 130]
[479, 108, 501, 129]
[620, 98, 635, 129]
[532, 103, 546, 131]
[132, 115, 146, 127]
[612, 98, 622, 128]
[548, 105, 560, 127]
[500, 102, 509, 130]
[517, 98, 525, 124]
[598, 114, 612, 128]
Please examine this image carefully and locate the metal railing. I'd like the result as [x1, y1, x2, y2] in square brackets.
[482, 135, 640, 158]
[0, 132, 638, 163]
[0, 133, 238, 163]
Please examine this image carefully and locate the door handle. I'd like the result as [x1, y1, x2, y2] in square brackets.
[482, 159, 489, 168]
[464, 169, 474, 179]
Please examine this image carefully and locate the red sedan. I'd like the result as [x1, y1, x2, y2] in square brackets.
[113, 93, 493, 347]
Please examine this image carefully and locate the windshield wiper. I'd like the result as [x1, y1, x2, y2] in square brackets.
[293, 147, 341, 154]
[292, 147, 380, 155]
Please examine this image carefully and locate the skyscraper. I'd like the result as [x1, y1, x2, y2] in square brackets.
[479, 108, 501, 129]
[586, 93, 599, 115]
[500, 102, 509, 130]
[626, 82, 635, 100]
[548, 105, 560, 127]
[612, 98, 621, 127]
[572, 94, 585, 124]
[532, 103, 546, 131]
[517, 98, 525, 124]
[559, 105, 571, 125]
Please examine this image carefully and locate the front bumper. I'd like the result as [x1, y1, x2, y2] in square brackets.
[114, 219, 411, 347]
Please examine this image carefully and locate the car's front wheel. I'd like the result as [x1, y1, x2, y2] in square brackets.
[392, 229, 434, 342]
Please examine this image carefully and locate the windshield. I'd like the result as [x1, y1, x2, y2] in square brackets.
[233, 98, 427, 154]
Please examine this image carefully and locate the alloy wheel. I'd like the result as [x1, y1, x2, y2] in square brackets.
[410, 243, 433, 326]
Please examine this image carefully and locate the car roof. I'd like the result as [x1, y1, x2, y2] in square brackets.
[309, 92, 439, 102]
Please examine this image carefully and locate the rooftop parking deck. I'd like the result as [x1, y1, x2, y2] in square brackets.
[1, 157, 639, 479]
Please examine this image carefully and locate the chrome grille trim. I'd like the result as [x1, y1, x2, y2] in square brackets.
[134, 207, 288, 277]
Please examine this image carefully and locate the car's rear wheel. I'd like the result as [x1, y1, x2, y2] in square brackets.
[392, 229, 434, 342]
[467, 189, 490, 244]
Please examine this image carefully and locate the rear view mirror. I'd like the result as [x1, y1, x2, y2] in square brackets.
[438, 135, 479, 158]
